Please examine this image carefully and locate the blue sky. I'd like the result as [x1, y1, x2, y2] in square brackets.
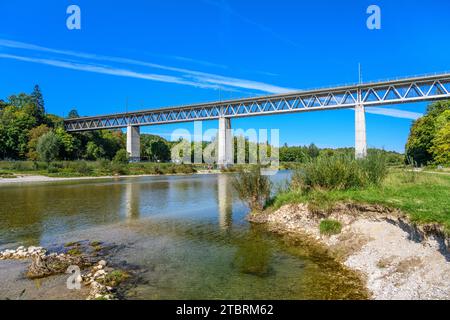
[1, 0, 450, 152]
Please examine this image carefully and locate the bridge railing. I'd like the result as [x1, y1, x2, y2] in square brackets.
[64, 73, 450, 131]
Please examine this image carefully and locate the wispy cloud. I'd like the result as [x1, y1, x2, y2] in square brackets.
[0, 53, 229, 90]
[0, 39, 293, 94]
[365, 107, 422, 120]
[169, 55, 228, 70]
[0, 39, 424, 121]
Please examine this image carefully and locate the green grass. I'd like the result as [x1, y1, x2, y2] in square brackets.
[0, 160, 208, 178]
[319, 219, 342, 235]
[98, 270, 130, 287]
[271, 171, 450, 233]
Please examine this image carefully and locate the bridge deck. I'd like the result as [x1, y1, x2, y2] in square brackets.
[64, 73, 450, 131]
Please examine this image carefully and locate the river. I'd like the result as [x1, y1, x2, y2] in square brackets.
[0, 172, 366, 299]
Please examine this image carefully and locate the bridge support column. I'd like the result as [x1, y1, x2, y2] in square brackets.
[355, 104, 367, 159]
[217, 117, 233, 168]
[127, 125, 141, 162]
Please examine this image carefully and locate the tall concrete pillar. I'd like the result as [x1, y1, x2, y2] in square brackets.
[217, 117, 233, 167]
[355, 103, 367, 159]
[127, 125, 141, 162]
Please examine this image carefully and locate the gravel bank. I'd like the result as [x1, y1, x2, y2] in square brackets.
[0, 171, 220, 185]
[249, 203, 450, 300]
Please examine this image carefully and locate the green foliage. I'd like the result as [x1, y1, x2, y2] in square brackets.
[406, 100, 450, 166]
[27, 124, 50, 160]
[55, 127, 78, 159]
[279, 145, 307, 162]
[67, 109, 80, 119]
[430, 110, 450, 165]
[30, 85, 45, 122]
[36, 131, 61, 163]
[85, 141, 106, 160]
[67, 161, 93, 175]
[232, 166, 272, 212]
[272, 171, 450, 234]
[307, 190, 336, 215]
[291, 152, 388, 192]
[142, 138, 171, 162]
[113, 149, 129, 164]
[319, 219, 342, 235]
[307, 143, 320, 158]
[98, 270, 130, 287]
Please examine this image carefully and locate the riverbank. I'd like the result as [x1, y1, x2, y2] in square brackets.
[249, 203, 450, 300]
[0, 170, 221, 185]
[0, 242, 132, 300]
[0, 160, 218, 180]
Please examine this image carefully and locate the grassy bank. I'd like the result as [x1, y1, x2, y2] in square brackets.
[271, 170, 450, 233]
[0, 160, 211, 177]
[228, 153, 450, 234]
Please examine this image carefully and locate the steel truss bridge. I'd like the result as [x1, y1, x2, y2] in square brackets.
[64, 73, 450, 132]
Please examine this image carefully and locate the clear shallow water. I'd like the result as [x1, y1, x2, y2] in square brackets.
[0, 172, 367, 299]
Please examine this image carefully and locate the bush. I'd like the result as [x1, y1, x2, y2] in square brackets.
[113, 149, 129, 164]
[292, 155, 365, 191]
[361, 151, 389, 185]
[319, 219, 342, 235]
[37, 131, 61, 163]
[110, 162, 128, 175]
[232, 166, 272, 212]
[67, 161, 93, 176]
[291, 153, 388, 191]
[47, 163, 61, 173]
[175, 164, 196, 174]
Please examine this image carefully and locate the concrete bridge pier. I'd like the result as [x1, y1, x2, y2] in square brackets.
[355, 103, 367, 159]
[127, 125, 141, 162]
[217, 117, 233, 168]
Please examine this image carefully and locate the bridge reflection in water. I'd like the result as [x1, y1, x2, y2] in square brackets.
[121, 174, 235, 229]
[217, 174, 233, 230]
[124, 182, 141, 220]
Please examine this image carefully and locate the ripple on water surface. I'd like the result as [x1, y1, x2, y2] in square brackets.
[0, 173, 368, 299]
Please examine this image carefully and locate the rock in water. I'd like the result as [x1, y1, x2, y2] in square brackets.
[27, 253, 91, 279]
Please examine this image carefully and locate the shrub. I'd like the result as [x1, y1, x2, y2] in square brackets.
[37, 131, 61, 163]
[175, 164, 196, 174]
[360, 151, 388, 185]
[232, 166, 272, 212]
[291, 153, 388, 191]
[98, 270, 130, 287]
[113, 149, 129, 164]
[319, 219, 342, 235]
[110, 162, 128, 175]
[11, 161, 35, 171]
[292, 155, 365, 191]
[68, 161, 93, 176]
[47, 163, 61, 174]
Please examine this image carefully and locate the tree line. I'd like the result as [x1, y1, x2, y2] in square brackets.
[0, 86, 173, 163]
[1, 86, 447, 166]
[406, 101, 450, 166]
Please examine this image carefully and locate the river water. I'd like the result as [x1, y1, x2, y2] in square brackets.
[0, 172, 367, 299]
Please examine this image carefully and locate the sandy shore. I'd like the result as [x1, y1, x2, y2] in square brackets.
[0, 171, 220, 185]
[249, 203, 450, 300]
